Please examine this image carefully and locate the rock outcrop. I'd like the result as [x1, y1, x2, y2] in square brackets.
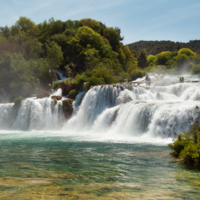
[62, 98, 73, 119]
[58, 82, 75, 96]
[51, 96, 62, 101]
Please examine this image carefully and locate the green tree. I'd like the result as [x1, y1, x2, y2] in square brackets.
[0, 52, 37, 100]
[147, 55, 155, 67]
[178, 48, 196, 57]
[168, 124, 200, 167]
[46, 41, 63, 82]
[15, 17, 35, 32]
[138, 49, 148, 69]
[153, 51, 172, 66]
[191, 64, 200, 74]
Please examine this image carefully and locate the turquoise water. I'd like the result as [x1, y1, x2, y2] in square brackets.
[0, 132, 200, 199]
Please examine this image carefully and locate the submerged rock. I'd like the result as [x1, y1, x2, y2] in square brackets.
[62, 98, 73, 119]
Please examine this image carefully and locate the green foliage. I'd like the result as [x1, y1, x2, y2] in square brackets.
[14, 16, 40, 37]
[52, 80, 61, 89]
[179, 77, 184, 82]
[175, 54, 193, 73]
[13, 96, 24, 106]
[118, 71, 130, 82]
[46, 41, 63, 67]
[73, 73, 88, 90]
[0, 52, 37, 100]
[68, 89, 78, 99]
[191, 64, 200, 74]
[153, 51, 172, 66]
[15, 16, 36, 32]
[74, 67, 118, 91]
[168, 124, 200, 167]
[30, 58, 52, 87]
[84, 77, 104, 91]
[4, 16, 200, 102]
[128, 40, 200, 55]
[178, 48, 196, 57]
[64, 64, 72, 77]
[134, 47, 198, 74]
[147, 55, 155, 67]
[130, 69, 146, 81]
[8, 34, 43, 59]
[138, 49, 148, 69]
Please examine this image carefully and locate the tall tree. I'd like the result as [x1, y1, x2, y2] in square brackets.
[46, 41, 63, 82]
[138, 49, 148, 69]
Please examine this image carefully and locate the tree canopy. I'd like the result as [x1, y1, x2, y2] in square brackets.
[1, 16, 200, 102]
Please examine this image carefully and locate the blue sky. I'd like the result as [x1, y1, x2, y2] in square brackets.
[1, 0, 200, 45]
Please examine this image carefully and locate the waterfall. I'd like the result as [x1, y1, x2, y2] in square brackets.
[64, 81, 200, 138]
[0, 74, 200, 139]
[72, 91, 85, 115]
[0, 97, 65, 131]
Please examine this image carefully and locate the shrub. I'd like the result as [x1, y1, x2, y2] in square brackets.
[13, 96, 24, 106]
[191, 64, 200, 74]
[179, 77, 184, 82]
[74, 73, 88, 91]
[74, 67, 118, 91]
[68, 89, 78, 99]
[168, 124, 200, 168]
[130, 69, 146, 81]
[84, 77, 104, 91]
[52, 80, 60, 89]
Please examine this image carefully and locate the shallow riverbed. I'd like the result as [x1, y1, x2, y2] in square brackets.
[0, 131, 199, 200]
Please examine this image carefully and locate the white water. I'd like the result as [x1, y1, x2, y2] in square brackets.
[0, 97, 65, 131]
[63, 74, 200, 140]
[51, 88, 63, 96]
[0, 74, 200, 143]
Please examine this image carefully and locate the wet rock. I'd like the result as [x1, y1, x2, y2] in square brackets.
[51, 96, 62, 101]
[62, 98, 73, 119]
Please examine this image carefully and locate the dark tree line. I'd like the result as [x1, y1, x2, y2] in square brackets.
[128, 40, 200, 55]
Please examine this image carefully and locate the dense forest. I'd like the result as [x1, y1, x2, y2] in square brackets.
[1, 16, 200, 103]
[0, 17, 137, 101]
[128, 40, 200, 55]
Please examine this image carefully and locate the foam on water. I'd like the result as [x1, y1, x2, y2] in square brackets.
[0, 74, 200, 144]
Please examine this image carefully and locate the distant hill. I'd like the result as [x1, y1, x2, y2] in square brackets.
[127, 40, 200, 55]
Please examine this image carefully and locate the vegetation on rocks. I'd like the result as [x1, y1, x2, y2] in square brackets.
[168, 124, 200, 168]
[68, 89, 78, 99]
[13, 96, 24, 106]
[62, 98, 73, 119]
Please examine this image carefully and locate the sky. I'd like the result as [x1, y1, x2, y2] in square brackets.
[1, 0, 200, 45]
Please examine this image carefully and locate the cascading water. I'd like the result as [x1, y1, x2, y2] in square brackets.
[63, 74, 200, 139]
[0, 74, 200, 140]
[0, 97, 65, 131]
[1, 74, 200, 200]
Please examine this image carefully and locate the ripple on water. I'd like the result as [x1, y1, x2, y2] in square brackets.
[0, 136, 199, 199]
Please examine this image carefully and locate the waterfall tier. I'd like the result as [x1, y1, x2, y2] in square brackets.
[64, 83, 200, 138]
[0, 75, 200, 138]
[0, 97, 64, 131]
